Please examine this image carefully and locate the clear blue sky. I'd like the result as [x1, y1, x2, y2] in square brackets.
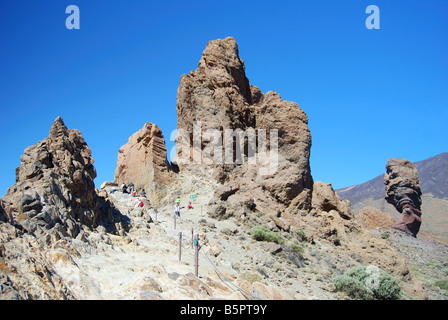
[1, 0, 447, 196]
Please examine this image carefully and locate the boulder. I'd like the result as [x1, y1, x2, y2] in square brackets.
[311, 181, 353, 219]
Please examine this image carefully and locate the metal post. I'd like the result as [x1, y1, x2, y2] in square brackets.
[194, 233, 199, 277]
[179, 232, 182, 261]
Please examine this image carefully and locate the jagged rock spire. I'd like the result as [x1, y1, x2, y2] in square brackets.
[384, 158, 423, 237]
[175, 37, 313, 214]
[1, 117, 123, 242]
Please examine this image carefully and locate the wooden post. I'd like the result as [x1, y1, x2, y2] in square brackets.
[179, 232, 182, 261]
[194, 234, 199, 277]
[191, 228, 194, 249]
[174, 215, 176, 229]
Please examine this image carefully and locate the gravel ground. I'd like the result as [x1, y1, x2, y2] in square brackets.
[371, 228, 448, 300]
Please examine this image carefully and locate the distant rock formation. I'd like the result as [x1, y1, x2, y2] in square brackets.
[175, 36, 313, 214]
[114, 122, 173, 203]
[1, 117, 123, 243]
[384, 158, 422, 237]
[336, 153, 448, 242]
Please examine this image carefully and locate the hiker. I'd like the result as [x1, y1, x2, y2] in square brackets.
[175, 203, 181, 217]
[176, 198, 181, 205]
[188, 201, 193, 209]
[134, 198, 141, 208]
[129, 183, 135, 194]
[141, 189, 146, 197]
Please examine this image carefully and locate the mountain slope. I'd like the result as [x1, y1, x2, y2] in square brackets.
[337, 152, 448, 242]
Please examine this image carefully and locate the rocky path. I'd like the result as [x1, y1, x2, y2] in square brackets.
[48, 187, 343, 300]
[48, 190, 269, 299]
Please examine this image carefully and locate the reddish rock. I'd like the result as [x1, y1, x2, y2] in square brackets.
[384, 158, 422, 237]
[114, 122, 173, 203]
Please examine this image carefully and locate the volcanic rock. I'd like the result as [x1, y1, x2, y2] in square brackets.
[355, 207, 395, 230]
[114, 122, 173, 204]
[175, 36, 313, 212]
[384, 158, 423, 237]
[311, 181, 352, 220]
[1, 117, 123, 242]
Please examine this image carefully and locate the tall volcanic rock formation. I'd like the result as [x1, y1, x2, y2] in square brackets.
[175, 37, 313, 215]
[1, 117, 122, 242]
[384, 158, 423, 237]
[114, 122, 173, 204]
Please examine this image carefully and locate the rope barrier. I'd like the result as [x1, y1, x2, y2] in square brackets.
[118, 193, 264, 300]
[199, 246, 264, 300]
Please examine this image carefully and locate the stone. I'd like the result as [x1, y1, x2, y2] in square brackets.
[115, 122, 173, 204]
[1, 117, 127, 242]
[262, 242, 283, 255]
[174, 36, 313, 217]
[311, 181, 353, 219]
[355, 207, 395, 230]
[384, 158, 422, 237]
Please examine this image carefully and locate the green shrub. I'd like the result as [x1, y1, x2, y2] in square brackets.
[250, 226, 284, 244]
[333, 275, 374, 300]
[435, 279, 448, 291]
[380, 233, 390, 239]
[332, 265, 402, 300]
[288, 243, 304, 255]
[294, 228, 306, 241]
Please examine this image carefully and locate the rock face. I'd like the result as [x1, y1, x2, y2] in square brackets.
[114, 122, 173, 203]
[0, 117, 129, 299]
[384, 158, 422, 237]
[355, 207, 396, 230]
[1, 117, 122, 242]
[311, 182, 352, 220]
[175, 37, 313, 214]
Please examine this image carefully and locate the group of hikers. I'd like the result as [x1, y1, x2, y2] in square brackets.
[110, 183, 196, 220]
[111, 183, 147, 197]
[110, 182, 149, 209]
[174, 198, 194, 218]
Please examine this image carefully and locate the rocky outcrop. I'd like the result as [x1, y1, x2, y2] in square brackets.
[384, 158, 422, 237]
[1, 117, 124, 243]
[311, 182, 352, 220]
[355, 207, 395, 230]
[114, 122, 173, 204]
[0, 117, 131, 299]
[175, 36, 313, 215]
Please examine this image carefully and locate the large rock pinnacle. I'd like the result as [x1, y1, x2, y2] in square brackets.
[175, 37, 313, 214]
[384, 158, 423, 237]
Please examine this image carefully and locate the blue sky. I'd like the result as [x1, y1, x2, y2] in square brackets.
[1, 0, 447, 196]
